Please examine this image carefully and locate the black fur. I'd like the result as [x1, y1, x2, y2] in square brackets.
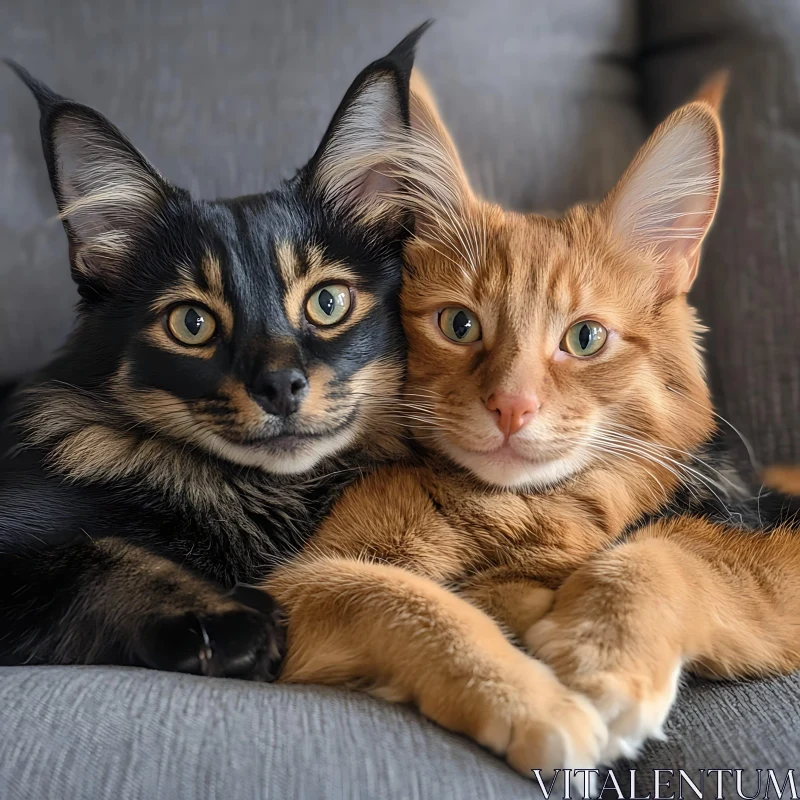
[0, 25, 430, 674]
[630, 431, 800, 535]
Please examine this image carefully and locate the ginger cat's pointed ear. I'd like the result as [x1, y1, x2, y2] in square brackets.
[409, 69, 473, 199]
[397, 69, 476, 238]
[602, 93, 723, 296]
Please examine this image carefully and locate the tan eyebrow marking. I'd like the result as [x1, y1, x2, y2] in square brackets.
[304, 244, 326, 274]
[275, 241, 301, 285]
[282, 243, 363, 331]
[201, 251, 225, 298]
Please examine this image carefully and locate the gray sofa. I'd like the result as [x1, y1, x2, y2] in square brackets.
[1, 1, 799, 798]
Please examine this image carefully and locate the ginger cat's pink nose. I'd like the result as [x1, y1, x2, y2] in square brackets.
[485, 392, 540, 438]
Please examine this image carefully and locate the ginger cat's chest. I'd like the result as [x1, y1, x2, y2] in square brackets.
[416, 454, 668, 583]
[314, 452, 659, 587]
[413, 461, 636, 584]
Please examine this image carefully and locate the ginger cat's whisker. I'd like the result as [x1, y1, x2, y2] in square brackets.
[596, 432, 737, 501]
[580, 443, 670, 506]
[596, 423, 746, 494]
[666, 384, 759, 470]
[590, 432, 735, 513]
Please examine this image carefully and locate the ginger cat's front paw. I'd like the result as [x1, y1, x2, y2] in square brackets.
[445, 654, 608, 777]
[526, 617, 681, 763]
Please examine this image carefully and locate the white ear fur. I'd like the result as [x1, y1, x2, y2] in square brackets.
[604, 103, 722, 294]
[312, 69, 476, 231]
[53, 112, 167, 273]
[312, 73, 406, 220]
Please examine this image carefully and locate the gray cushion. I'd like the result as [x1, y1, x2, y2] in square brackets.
[0, 0, 642, 381]
[643, 0, 800, 464]
[1, 666, 799, 800]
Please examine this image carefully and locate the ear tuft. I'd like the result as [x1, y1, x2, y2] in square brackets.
[4, 59, 61, 115]
[603, 102, 723, 296]
[8, 62, 170, 289]
[692, 69, 729, 114]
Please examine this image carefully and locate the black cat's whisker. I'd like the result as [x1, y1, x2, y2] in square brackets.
[398, 417, 449, 429]
[400, 415, 462, 434]
[48, 379, 106, 398]
[395, 408, 442, 419]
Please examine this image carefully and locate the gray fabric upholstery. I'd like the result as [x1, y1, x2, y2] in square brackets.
[0, 0, 642, 381]
[0, 667, 533, 800]
[1, 666, 799, 800]
[643, 0, 800, 464]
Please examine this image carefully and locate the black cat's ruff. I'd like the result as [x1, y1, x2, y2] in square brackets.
[0, 25, 431, 675]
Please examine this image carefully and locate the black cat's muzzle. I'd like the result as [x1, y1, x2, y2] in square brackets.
[240, 410, 358, 451]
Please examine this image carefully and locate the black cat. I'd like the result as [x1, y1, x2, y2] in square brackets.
[0, 25, 429, 677]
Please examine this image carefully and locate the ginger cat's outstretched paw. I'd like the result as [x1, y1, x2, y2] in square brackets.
[504, 683, 608, 778]
[451, 655, 608, 777]
[273, 557, 607, 778]
[526, 616, 681, 763]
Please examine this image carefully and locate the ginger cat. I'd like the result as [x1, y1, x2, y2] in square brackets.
[257, 71, 800, 776]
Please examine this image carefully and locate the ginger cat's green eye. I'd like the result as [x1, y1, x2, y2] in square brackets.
[167, 304, 217, 346]
[306, 284, 352, 327]
[439, 307, 482, 344]
[561, 320, 607, 357]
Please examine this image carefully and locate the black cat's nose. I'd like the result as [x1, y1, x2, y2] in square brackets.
[252, 369, 309, 417]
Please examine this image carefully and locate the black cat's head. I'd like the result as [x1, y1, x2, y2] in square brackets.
[9, 24, 429, 476]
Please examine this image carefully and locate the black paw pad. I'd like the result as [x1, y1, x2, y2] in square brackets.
[138, 592, 287, 681]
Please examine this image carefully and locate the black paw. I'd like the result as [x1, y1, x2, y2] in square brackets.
[139, 587, 286, 681]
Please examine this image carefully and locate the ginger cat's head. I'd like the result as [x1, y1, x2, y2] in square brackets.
[394, 74, 724, 490]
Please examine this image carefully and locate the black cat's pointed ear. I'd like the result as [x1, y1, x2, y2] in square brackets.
[6, 60, 171, 291]
[302, 21, 432, 224]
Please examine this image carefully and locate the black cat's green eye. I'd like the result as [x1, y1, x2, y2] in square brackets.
[305, 284, 352, 327]
[561, 320, 607, 357]
[439, 307, 482, 344]
[167, 304, 217, 346]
